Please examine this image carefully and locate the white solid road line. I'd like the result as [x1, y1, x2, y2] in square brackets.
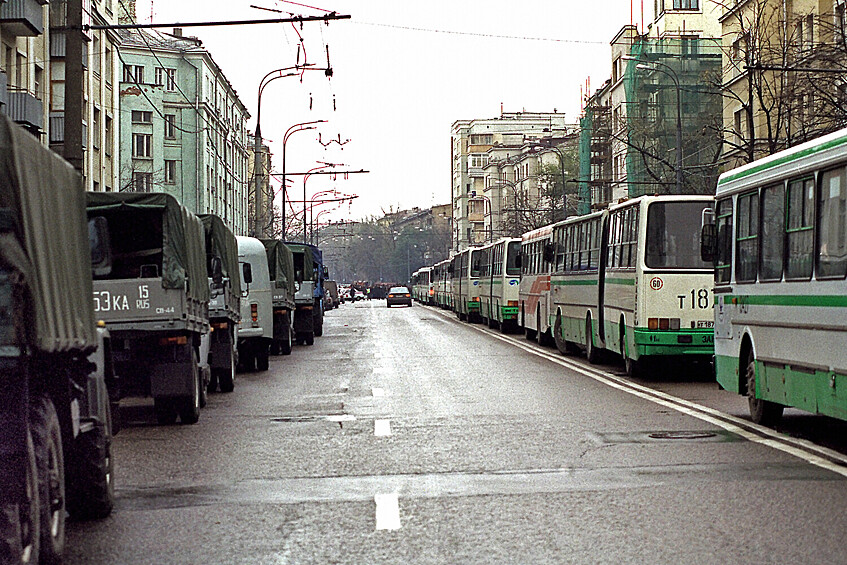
[424, 304, 847, 479]
[374, 492, 402, 530]
[374, 419, 391, 437]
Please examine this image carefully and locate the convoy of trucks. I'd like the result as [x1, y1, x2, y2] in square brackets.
[0, 114, 332, 563]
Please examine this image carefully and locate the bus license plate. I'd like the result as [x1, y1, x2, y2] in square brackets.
[697, 320, 714, 328]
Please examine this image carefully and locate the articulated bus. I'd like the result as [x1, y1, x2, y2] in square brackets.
[451, 246, 483, 322]
[410, 267, 433, 304]
[707, 127, 847, 425]
[432, 258, 452, 309]
[478, 237, 522, 331]
[549, 195, 714, 375]
[519, 225, 555, 344]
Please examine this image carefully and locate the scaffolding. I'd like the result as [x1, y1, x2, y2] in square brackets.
[622, 36, 723, 197]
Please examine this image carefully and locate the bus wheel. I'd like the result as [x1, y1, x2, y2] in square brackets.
[585, 318, 600, 364]
[745, 350, 784, 426]
[554, 312, 568, 355]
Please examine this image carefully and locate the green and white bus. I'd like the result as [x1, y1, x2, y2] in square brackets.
[551, 195, 715, 375]
[477, 237, 522, 332]
[707, 127, 847, 425]
[451, 247, 483, 322]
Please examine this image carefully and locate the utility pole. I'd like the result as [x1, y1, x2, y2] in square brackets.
[65, 0, 85, 173]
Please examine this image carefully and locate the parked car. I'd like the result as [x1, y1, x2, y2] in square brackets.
[386, 286, 412, 307]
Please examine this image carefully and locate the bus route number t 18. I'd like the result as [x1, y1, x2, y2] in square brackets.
[677, 288, 711, 309]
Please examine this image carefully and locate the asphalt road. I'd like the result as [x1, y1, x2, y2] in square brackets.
[65, 300, 847, 564]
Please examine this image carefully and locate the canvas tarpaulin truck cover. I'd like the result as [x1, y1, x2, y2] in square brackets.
[85, 192, 210, 303]
[201, 214, 241, 292]
[283, 242, 316, 283]
[260, 239, 295, 295]
[0, 114, 96, 353]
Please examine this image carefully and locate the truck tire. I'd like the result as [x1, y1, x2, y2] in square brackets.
[305, 332, 315, 346]
[280, 322, 293, 356]
[0, 430, 39, 565]
[314, 315, 323, 337]
[218, 345, 236, 393]
[178, 352, 201, 425]
[29, 395, 64, 564]
[256, 346, 270, 371]
[66, 406, 113, 520]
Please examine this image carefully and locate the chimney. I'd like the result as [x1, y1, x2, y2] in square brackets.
[173, 28, 183, 37]
[118, 0, 137, 25]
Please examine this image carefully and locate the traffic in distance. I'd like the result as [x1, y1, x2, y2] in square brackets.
[413, 126, 847, 427]
[0, 111, 341, 563]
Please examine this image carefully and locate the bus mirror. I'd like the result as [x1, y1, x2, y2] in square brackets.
[700, 224, 716, 263]
[515, 253, 522, 269]
[89, 216, 113, 277]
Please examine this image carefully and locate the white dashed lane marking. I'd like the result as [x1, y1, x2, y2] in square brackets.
[374, 419, 391, 437]
[374, 492, 401, 530]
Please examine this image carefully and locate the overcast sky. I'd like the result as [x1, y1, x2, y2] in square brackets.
[135, 1, 652, 224]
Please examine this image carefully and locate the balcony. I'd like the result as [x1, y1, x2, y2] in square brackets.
[7, 91, 42, 131]
[0, 0, 46, 37]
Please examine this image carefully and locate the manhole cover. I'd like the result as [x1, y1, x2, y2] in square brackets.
[648, 431, 717, 440]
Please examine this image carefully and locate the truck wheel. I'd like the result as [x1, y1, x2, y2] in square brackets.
[305, 332, 315, 346]
[30, 395, 64, 563]
[67, 405, 113, 520]
[256, 346, 270, 371]
[179, 354, 201, 425]
[218, 345, 236, 393]
[280, 323, 293, 356]
[154, 398, 177, 425]
[198, 365, 208, 409]
[314, 316, 323, 337]
[0, 430, 40, 565]
[207, 371, 218, 394]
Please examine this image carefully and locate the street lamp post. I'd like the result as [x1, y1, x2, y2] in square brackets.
[282, 120, 326, 238]
[302, 163, 339, 243]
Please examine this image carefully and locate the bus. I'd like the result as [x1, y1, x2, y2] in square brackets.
[451, 247, 483, 322]
[519, 224, 555, 345]
[705, 127, 847, 425]
[432, 258, 452, 309]
[410, 267, 433, 304]
[551, 195, 715, 376]
[478, 237, 522, 332]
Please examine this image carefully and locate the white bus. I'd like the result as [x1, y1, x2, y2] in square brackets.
[410, 267, 433, 304]
[477, 237, 522, 332]
[550, 195, 714, 375]
[432, 258, 452, 309]
[519, 225, 555, 345]
[451, 247, 483, 322]
[706, 127, 847, 425]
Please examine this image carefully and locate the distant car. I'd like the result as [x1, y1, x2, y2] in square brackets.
[386, 286, 412, 307]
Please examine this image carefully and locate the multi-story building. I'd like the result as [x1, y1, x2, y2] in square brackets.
[0, 0, 51, 140]
[451, 112, 572, 250]
[48, 0, 121, 192]
[720, 0, 847, 169]
[118, 12, 251, 234]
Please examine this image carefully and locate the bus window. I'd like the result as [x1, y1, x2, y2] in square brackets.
[506, 241, 522, 276]
[818, 166, 847, 279]
[645, 201, 712, 269]
[715, 198, 732, 283]
[736, 192, 759, 283]
[786, 178, 815, 280]
[760, 184, 785, 281]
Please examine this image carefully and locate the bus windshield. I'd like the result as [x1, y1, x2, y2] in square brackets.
[506, 241, 521, 275]
[645, 201, 712, 269]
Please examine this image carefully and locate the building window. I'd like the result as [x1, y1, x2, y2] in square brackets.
[132, 110, 152, 123]
[123, 64, 144, 84]
[132, 133, 152, 158]
[132, 172, 152, 192]
[164, 160, 177, 184]
[105, 116, 113, 157]
[672, 0, 698, 8]
[164, 114, 176, 138]
[93, 108, 100, 150]
[154, 67, 176, 90]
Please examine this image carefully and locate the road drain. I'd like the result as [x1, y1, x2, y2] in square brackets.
[648, 431, 717, 440]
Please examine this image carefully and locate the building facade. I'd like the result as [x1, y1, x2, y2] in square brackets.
[118, 20, 251, 234]
[451, 112, 572, 250]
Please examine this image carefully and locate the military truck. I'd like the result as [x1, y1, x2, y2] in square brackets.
[284, 242, 327, 345]
[261, 240, 296, 356]
[201, 215, 241, 393]
[236, 236, 273, 371]
[0, 115, 116, 564]
[86, 193, 210, 426]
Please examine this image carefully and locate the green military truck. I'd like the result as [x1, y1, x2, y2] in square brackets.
[0, 115, 116, 563]
[261, 240, 296, 356]
[85, 193, 210, 425]
[201, 215, 241, 392]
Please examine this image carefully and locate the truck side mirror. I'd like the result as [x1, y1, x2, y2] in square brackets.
[242, 262, 252, 285]
[89, 216, 113, 277]
[700, 224, 716, 263]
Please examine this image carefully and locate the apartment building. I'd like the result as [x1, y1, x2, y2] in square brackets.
[118, 23, 251, 234]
